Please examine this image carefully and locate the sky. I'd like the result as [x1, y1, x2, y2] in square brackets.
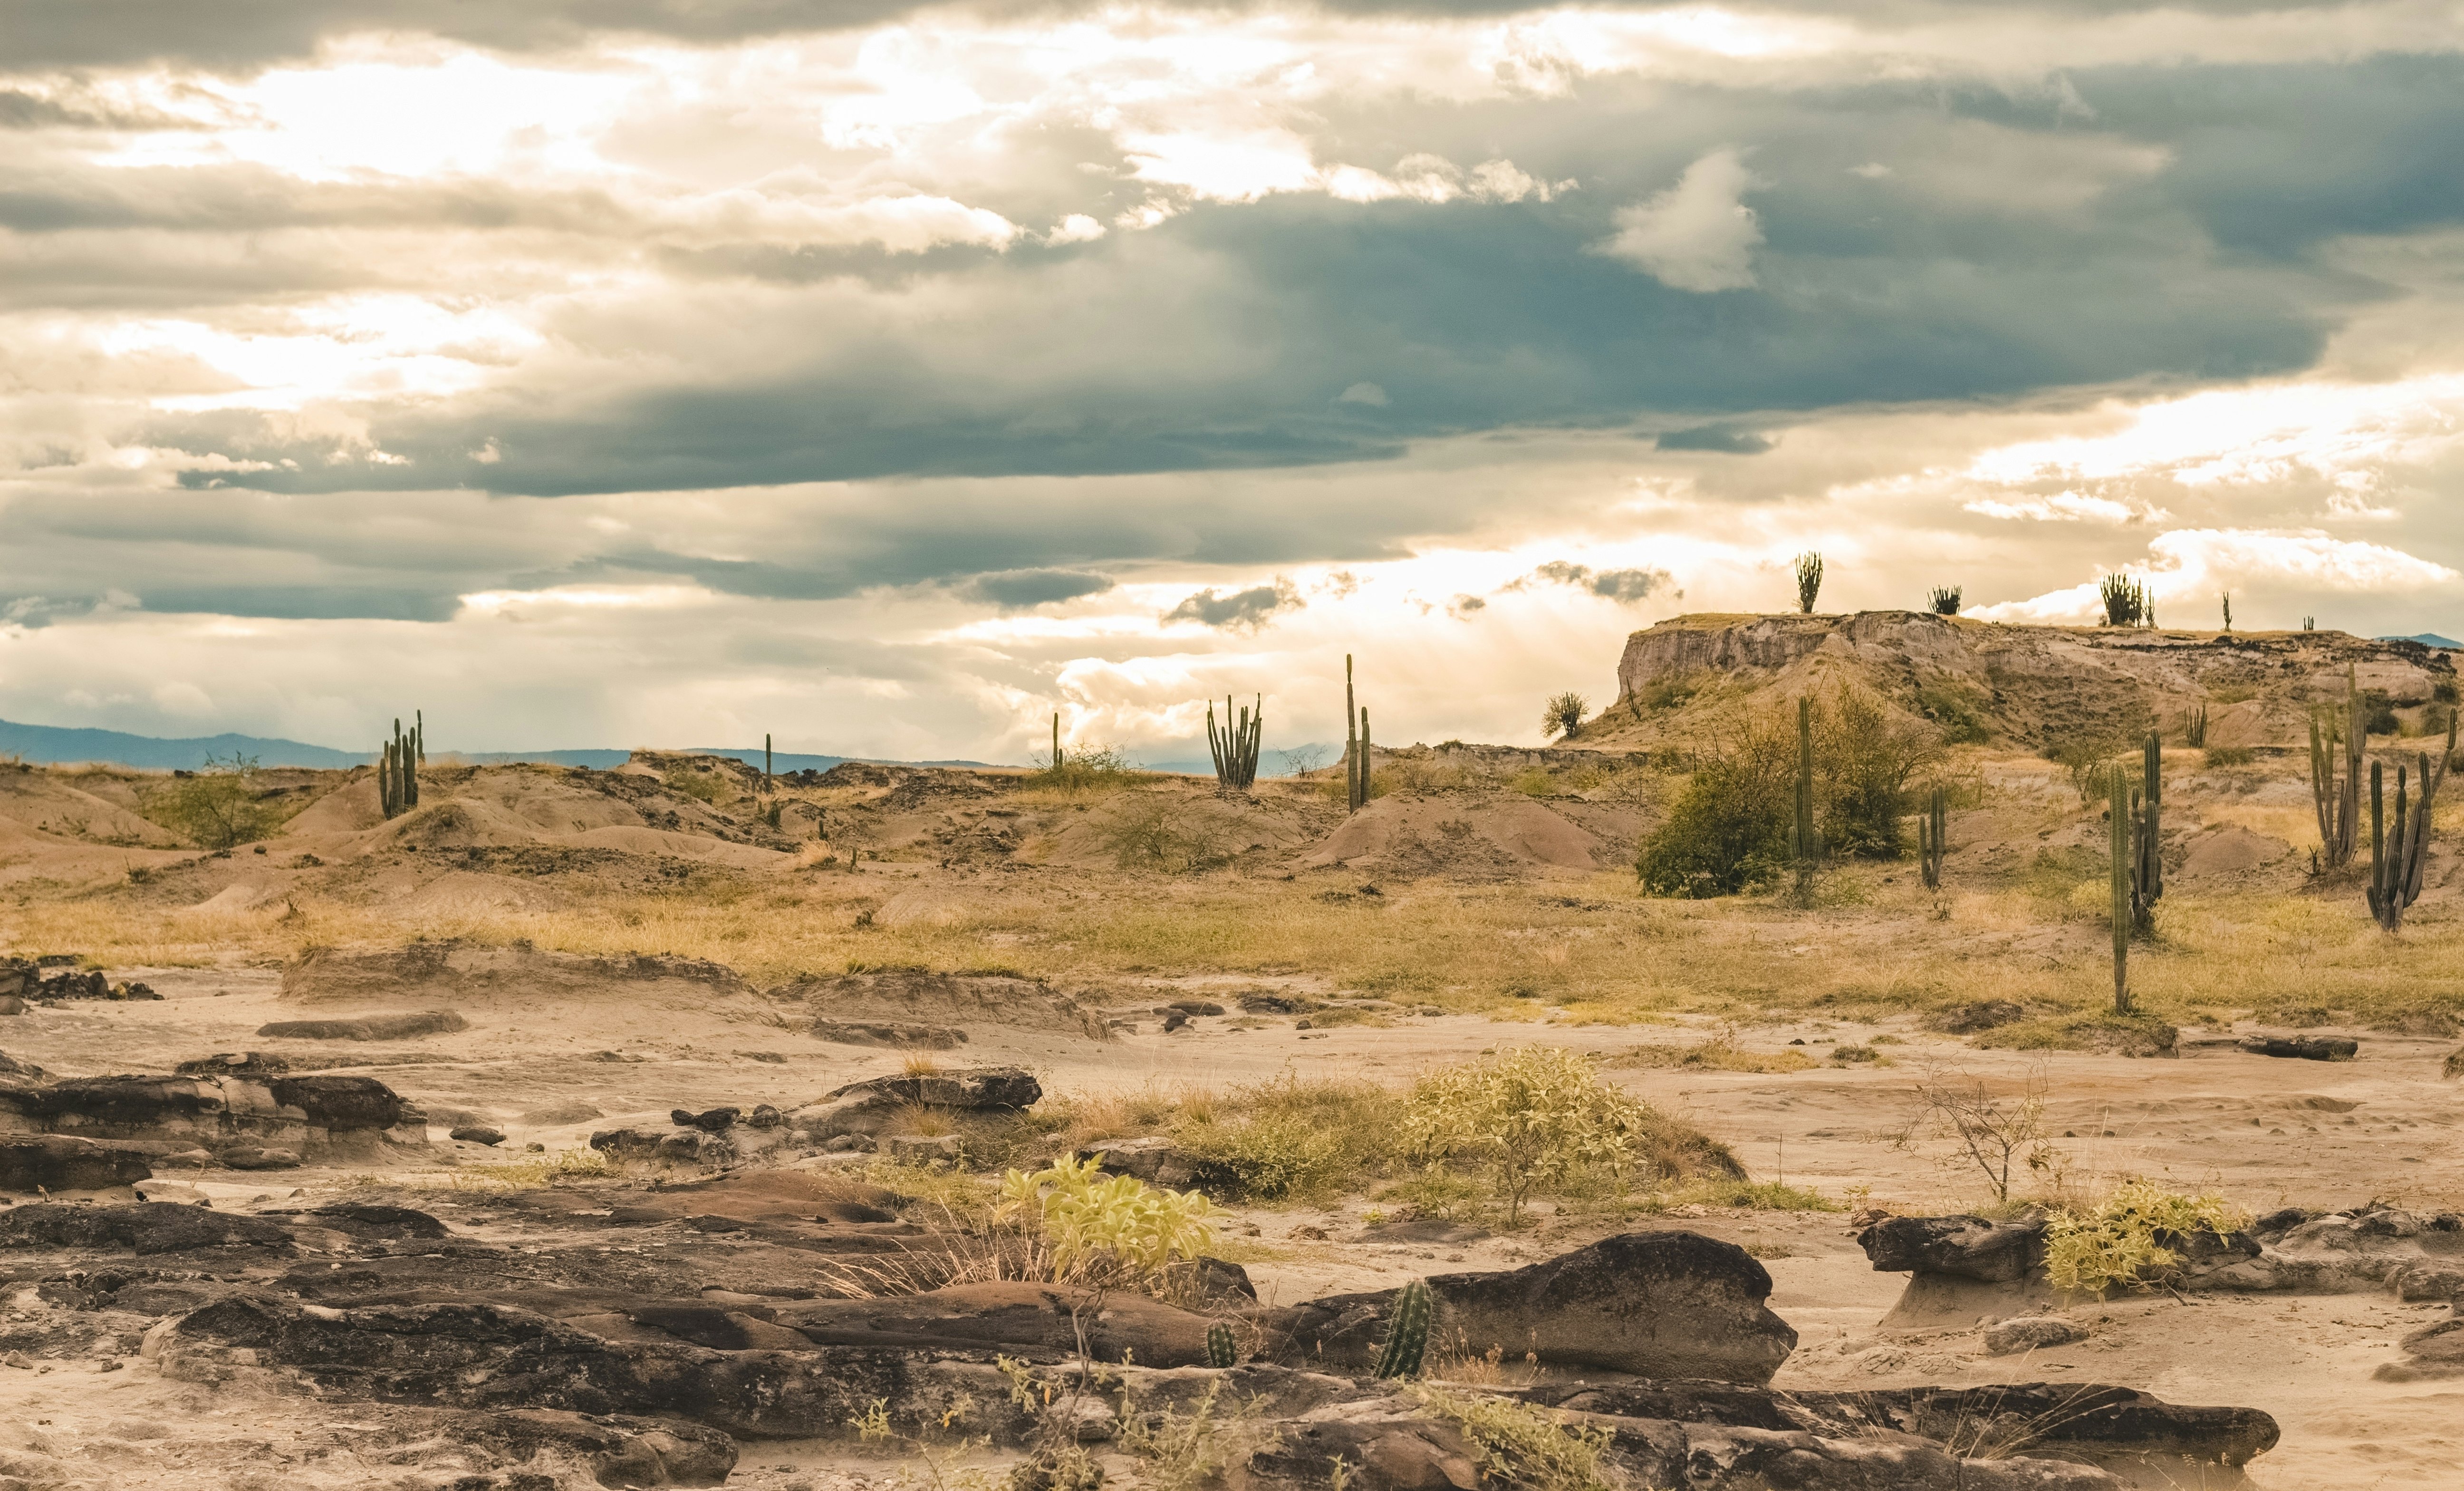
[4, 0, 2463, 765]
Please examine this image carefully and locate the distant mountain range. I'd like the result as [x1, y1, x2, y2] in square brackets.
[2381, 633, 2462, 649]
[0, 718, 987, 774]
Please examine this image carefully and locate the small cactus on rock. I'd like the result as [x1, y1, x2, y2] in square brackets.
[1373, 1280, 1432, 1380]
[1207, 1321, 1239, 1368]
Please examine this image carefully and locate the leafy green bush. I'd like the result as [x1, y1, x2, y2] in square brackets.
[2044, 1179, 2251, 1295]
[996, 1153, 1219, 1277]
[1172, 1071, 1403, 1201]
[144, 754, 281, 850]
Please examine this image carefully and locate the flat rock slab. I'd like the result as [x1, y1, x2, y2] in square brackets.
[2239, 1036, 2358, 1061]
[259, 1011, 471, 1040]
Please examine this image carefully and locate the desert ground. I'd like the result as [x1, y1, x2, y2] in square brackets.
[0, 613, 2454, 1491]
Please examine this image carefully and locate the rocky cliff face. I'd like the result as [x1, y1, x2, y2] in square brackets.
[1588, 612, 2454, 750]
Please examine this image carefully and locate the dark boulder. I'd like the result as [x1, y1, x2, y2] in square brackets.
[270, 1075, 409, 1130]
[670, 1107, 739, 1133]
[452, 1127, 508, 1146]
[273, 1203, 454, 1240]
[2239, 1036, 2357, 1061]
[0, 1201, 294, 1253]
[1270, 1231, 1797, 1384]
[1858, 1215, 2047, 1283]
[0, 1133, 154, 1190]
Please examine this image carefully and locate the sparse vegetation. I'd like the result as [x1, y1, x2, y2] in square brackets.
[1890, 1066, 2056, 1206]
[1411, 1389, 1616, 1491]
[995, 1152, 1219, 1278]
[1029, 742, 1139, 793]
[1405, 1045, 1664, 1224]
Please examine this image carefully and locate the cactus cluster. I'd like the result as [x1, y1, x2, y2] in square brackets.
[2367, 712, 2456, 932]
[1926, 586, 1961, 616]
[377, 713, 424, 820]
[2185, 701, 2209, 749]
[1917, 785, 1947, 891]
[1344, 655, 1372, 813]
[1373, 1280, 1432, 1380]
[1208, 695, 1263, 791]
[1206, 1321, 1239, 1369]
[2310, 666, 2365, 869]
[2098, 574, 2151, 628]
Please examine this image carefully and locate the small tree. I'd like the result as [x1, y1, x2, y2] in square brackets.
[1792, 552, 1823, 614]
[1890, 1066, 2058, 1206]
[1541, 691, 1587, 741]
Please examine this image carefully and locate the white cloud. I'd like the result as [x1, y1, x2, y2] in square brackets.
[1337, 382, 1389, 406]
[1969, 529, 2460, 624]
[1596, 148, 1763, 293]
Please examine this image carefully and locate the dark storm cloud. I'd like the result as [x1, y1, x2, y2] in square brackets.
[1656, 426, 1774, 454]
[1523, 562, 1671, 603]
[1163, 579, 1305, 630]
[961, 569, 1117, 608]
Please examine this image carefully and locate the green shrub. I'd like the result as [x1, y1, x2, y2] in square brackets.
[1028, 744, 1139, 793]
[1172, 1071, 1403, 1202]
[1635, 745, 1789, 897]
[2044, 1180, 2251, 1295]
[1404, 1046, 1647, 1223]
[1541, 692, 1587, 741]
[143, 754, 281, 850]
[994, 1153, 1218, 1277]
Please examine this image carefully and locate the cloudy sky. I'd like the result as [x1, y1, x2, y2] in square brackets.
[5, 0, 2463, 763]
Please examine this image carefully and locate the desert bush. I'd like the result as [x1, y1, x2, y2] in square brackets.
[664, 764, 734, 804]
[1091, 792, 1240, 872]
[1634, 671, 1708, 713]
[2053, 737, 2129, 806]
[1541, 692, 1587, 741]
[2203, 746, 2256, 768]
[1028, 743, 1139, 793]
[1817, 686, 1945, 857]
[995, 1152, 1218, 1277]
[1889, 1067, 2056, 1205]
[1608, 1036, 1815, 1074]
[1405, 1046, 1649, 1223]
[2044, 1180, 2251, 1295]
[143, 754, 282, 850]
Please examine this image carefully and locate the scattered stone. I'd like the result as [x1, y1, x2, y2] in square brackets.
[1984, 1317, 2087, 1355]
[0, 997, 23, 1017]
[1857, 1215, 2048, 1284]
[2390, 1264, 2464, 1302]
[2239, 1036, 2358, 1061]
[258, 1011, 470, 1041]
[450, 1127, 507, 1147]
[746, 1105, 782, 1129]
[1162, 1011, 1189, 1032]
[811, 1019, 967, 1050]
[1238, 993, 1312, 1015]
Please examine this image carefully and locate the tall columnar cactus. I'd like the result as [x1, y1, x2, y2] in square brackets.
[1207, 1321, 1239, 1369]
[2368, 713, 2456, 932]
[1373, 1280, 1433, 1380]
[2185, 702, 2208, 748]
[2133, 730, 2163, 929]
[1918, 784, 1947, 891]
[1051, 712, 1063, 771]
[377, 715, 422, 820]
[1786, 697, 1820, 899]
[764, 732, 773, 793]
[2098, 574, 2147, 627]
[2310, 666, 2365, 869]
[2220, 593, 2232, 634]
[1344, 656, 1371, 813]
[1793, 552, 1823, 614]
[2108, 766, 2131, 1015]
[1208, 694, 1263, 791]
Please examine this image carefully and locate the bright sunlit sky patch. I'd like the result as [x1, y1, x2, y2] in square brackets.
[3, 0, 2462, 763]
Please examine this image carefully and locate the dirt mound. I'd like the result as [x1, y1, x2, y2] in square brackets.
[279, 941, 763, 1017]
[1037, 786, 1327, 872]
[1586, 611, 2454, 752]
[274, 762, 795, 868]
[775, 968, 1108, 1039]
[2178, 824, 2298, 881]
[1300, 795, 1625, 877]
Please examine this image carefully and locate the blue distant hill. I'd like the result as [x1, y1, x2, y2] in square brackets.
[2379, 633, 2461, 650]
[0, 718, 989, 773]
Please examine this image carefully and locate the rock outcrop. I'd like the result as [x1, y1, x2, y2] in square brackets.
[0, 1063, 427, 1179]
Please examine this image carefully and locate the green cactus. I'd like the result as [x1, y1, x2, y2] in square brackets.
[377, 714, 423, 820]
[1917, 785, 1947, 891]
[1207, 1321, 1238, 1369]
[1344, 656, 1371, 813]
[1785, 697, 1820, 901]
[1793, 551, 1823, 614]
[2109, 765, 2130, 1015]
[1208, 694, 1263, 791]
[1373, 1280, 1432, 1380]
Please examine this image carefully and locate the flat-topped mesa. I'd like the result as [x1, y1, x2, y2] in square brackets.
[1590, 610, 2454, 752]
